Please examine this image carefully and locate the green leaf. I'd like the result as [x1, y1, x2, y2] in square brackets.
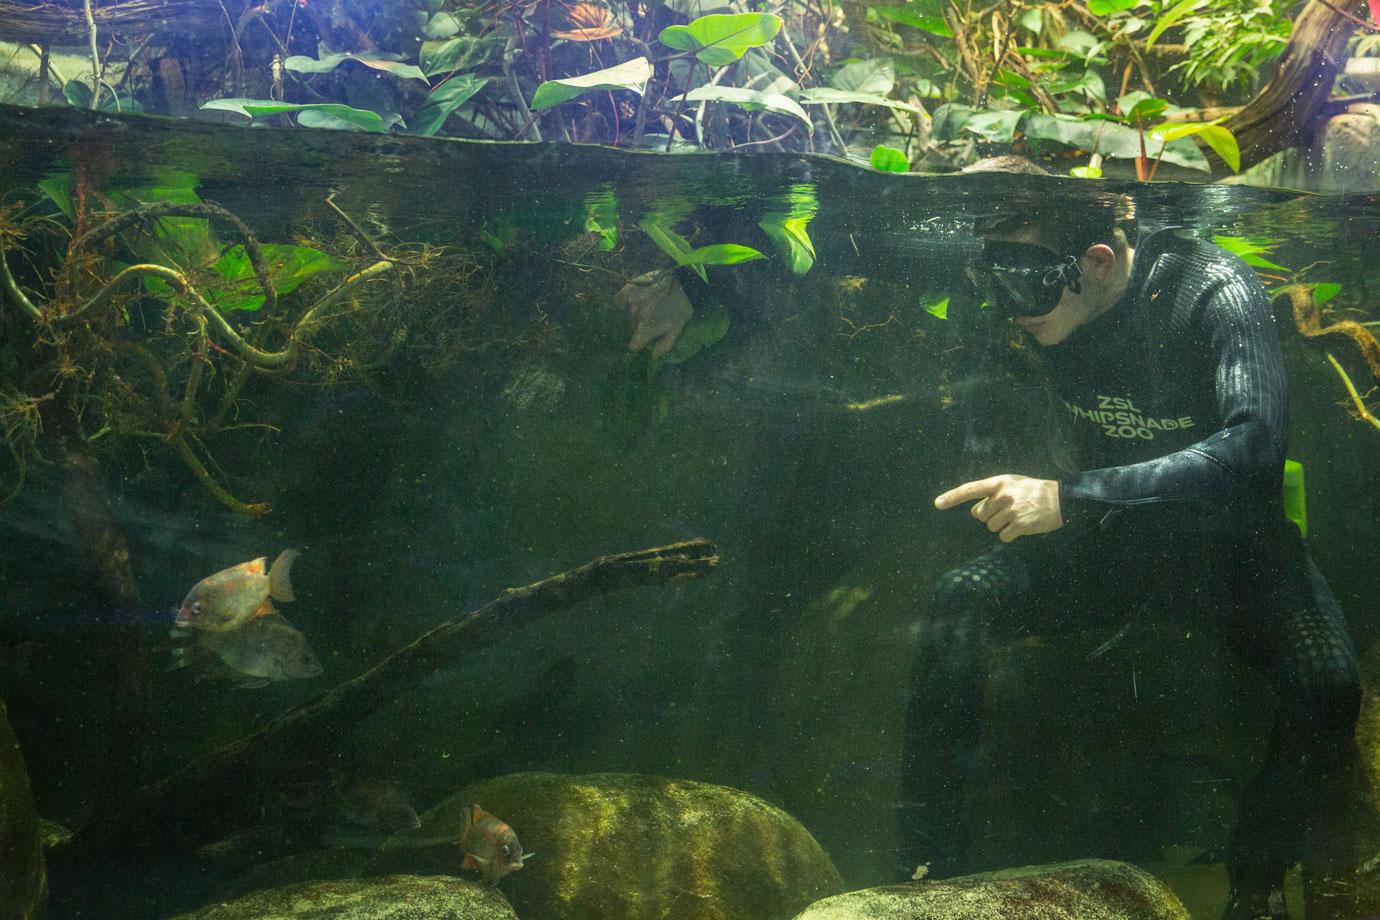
[200, 98, 387, 132]
[1048, 69, 1106, 103]
[639, 216, 705, 282]
[412, 75, 488, 136]
[38, 174, 74, 219]
[1150, 121, 1240, 172]
[683, 85, 812, 129]
[830, 59, 894, 94]
[420, 35, 492, 77]
[284, 52, 427, 82]
[678, 243, 766, 267]
[584, 187, 619, 251]
[795, 87, 921, 112]
[931, 103, 974, 140]
[1146, 0, 1200, 48]
[658, 12, 782, 66]
[1212, 234, 1289, 272]
[423, 11, 460, 40]
[661, 298, 730, 365]
[962, 109, 1023, 142]
[1069, 165, 1103, 178]
[1088, 0, 1139, 14]
[1313, 282, 1341, 305]
[1018, 8, 1043, 33]
[211, 243, 343, 312]
[869, 145, 909, 172]
[758, 184, 818, 276]
[873, 7, 953, 37]
[922, 295, 949, 320]
[1055, 30, 1105, 61]
[1118, 91, 1168, 122]
[62, 79, 92, 108]
[1023, 113, 1209, 171]
[531, 57, 652, 111]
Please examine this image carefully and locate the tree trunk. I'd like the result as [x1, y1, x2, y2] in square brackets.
[1226, 0, 1369, 170]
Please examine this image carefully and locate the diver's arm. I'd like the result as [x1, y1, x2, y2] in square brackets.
[1058, 272, 1287, 525]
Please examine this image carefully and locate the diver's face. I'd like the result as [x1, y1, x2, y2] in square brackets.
[984, 227, 1125, 347]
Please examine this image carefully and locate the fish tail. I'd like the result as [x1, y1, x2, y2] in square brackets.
[269, 549, 299, 602]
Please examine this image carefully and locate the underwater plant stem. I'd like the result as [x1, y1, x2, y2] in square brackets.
[666, 62, 697, 152]
[504, 37, 542, 141]
[0, 238, 43, 320]
[83, 0, 100, 109]
[67, 538, 720, 854]
[65, 202, 278, 316]
[169, 433, 271, 516]
[325, 192, 388, 263]
[777, 29, 840, 152]
[1326, 352, 1380, 430]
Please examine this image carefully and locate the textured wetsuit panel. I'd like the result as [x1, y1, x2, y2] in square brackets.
[1047, 230, 1287, 530]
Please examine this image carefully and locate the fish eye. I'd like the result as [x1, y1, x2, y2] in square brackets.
[192, 601, 204, 612]
[500, 844, 511, 856]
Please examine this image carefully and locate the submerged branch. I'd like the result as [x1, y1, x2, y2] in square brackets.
[1276, 283, 1380, 382]
[1326, 352, 1380, 430]
[0, 232, 43, 320]
[169, 434, 271, 516]
[64, 538, 720, 855]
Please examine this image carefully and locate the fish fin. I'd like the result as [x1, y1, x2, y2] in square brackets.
[249, 597, 276, 621]
[269, 549, 299, 603]
[462, 853, 485, 870]
[470, 804, 487, 824]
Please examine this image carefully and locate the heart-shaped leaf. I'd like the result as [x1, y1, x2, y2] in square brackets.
[796, 88, 922, 113]
[684, 84, 811, 129]
[869, 145, 909, 172]
[412, 74, 488, 136]
[284, 52, 427, 82]
[531, 57, 652, 111]
[1150, 121, 1240, 171]
[659, 12, 782, 66]
[200, 98, 387, 132]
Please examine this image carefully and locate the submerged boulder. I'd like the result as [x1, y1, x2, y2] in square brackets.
[170, 873, 515, 919]
[0, 697, 44, 920]
[792, 860, 1187, 920]
[368, 771, 844, 920]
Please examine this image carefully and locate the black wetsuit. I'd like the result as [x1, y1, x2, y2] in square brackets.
[897, 229, 1361, 887]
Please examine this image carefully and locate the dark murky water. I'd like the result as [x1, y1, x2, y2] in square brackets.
[1, 103, 1378, 918]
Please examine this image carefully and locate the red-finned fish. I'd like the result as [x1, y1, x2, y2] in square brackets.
[459, 804, 529, 883]
[175, 550, 298, 632]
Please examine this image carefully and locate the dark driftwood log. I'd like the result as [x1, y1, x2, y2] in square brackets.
[1225, 0, 1369, 170]
[65, 538, 718, 855]
[0, 0, 228, 43]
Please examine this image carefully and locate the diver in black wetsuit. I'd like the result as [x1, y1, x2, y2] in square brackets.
[895, 193, 1360, 920]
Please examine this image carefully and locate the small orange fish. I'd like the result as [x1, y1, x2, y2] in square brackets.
[459, 804, 528, 883]
[175, 549, 298, 633]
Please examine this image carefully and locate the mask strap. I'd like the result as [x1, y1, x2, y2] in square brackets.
[1044, 255, 1082, 295]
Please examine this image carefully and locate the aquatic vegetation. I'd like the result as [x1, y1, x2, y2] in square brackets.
[0, 183, 476, 514]
[1210, 234, 1380, 428]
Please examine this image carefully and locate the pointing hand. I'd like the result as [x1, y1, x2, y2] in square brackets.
[934, 474, 1063, 542]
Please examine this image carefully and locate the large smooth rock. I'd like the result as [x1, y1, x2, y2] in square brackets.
[792, 860, 1188, 920]
[0, 697, 44, 920]
[368, 771, 844, 920]
[170, 873, 515, 919]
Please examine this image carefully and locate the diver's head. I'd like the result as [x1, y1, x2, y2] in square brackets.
[972, 193, 1137, 346]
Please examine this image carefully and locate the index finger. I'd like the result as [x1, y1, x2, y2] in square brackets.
[934, 477, 1002, 510]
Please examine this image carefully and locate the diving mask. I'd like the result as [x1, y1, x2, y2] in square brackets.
[974, 240, 1083, 317]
